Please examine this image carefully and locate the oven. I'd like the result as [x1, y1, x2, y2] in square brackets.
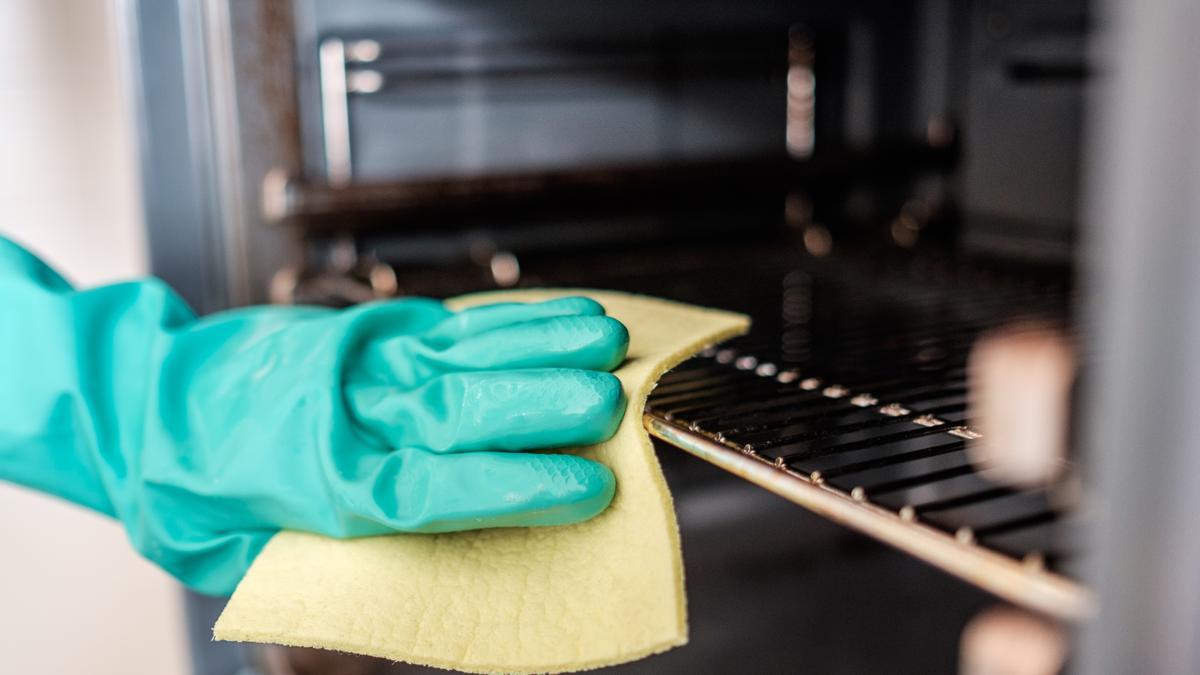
[117, 1, 1200, 673]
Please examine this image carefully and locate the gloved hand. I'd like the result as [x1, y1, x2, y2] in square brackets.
[0, 236, 627, 595]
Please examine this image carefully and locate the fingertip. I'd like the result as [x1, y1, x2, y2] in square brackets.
[540, 296, 606, 317]
[593, 370, 624, 409]
[588, 315, 630, 371]
[529, 454, 616, 525]
[609, 316, 630, 361]
[575, 370, 626, 444]
[561, 456, 617, 522]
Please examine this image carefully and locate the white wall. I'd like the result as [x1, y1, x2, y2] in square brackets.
[0, 1, 188, 673]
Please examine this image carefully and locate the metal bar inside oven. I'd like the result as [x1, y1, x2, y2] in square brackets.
[644, 413, 1094, 621]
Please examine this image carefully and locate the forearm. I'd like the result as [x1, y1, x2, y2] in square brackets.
[0, 236, 193, 516]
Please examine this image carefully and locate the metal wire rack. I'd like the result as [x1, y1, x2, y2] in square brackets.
[642, 254, 1093, 621]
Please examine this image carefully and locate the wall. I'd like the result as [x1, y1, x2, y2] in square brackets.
[0, 1, 188, 673]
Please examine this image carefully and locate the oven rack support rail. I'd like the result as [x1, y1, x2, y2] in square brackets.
[643, 366, 1096, 621]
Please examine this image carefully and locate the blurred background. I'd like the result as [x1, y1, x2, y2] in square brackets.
[0, 2, 185, 675]
[1, 0, 1197, 673]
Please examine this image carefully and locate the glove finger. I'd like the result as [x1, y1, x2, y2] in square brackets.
[424, 296, 606, 347]
[439, 312, 628, 369]
[356, 314, 629, 387]
[349, 368, 625, 453]
[352, 448, 616, 533]
[443, 315, 629, 371]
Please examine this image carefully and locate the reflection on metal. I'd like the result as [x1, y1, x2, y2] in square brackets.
[367, 260, 399, 296]
[268, 258, 399, 306]
[318, 37, 352, 185]
[913, 414, 946, 427]
[959, 606, 1069, 675]
[786, 26, 815, 158]
[926, 114, 956, 149]
[754, 362, 778, 377]
[891, 216, 920, 247]
[851, 393, 879, 407]
[260, 167, 290, 222]
[345, 39, 381, 64]
[822, 384, 850, 398]
[268, 265, 301, 305]
[329, 234, 357, 272]
[488, 251, 521, 287]
[890, 198, 933, 249]
[347, 70, 385, 94]
[645, 414, 1094, 621]
[801, 224, 833, 257]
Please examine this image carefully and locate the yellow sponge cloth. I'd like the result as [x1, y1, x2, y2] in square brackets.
[213, 290, 750, 673]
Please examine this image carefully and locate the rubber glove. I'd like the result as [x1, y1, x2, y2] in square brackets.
[0, 236, 627, 595]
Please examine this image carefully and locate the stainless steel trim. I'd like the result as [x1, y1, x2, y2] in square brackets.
[1082, 0, 1200, 669]
[198, 0, 252, 307]
[318, 37, 352, 186]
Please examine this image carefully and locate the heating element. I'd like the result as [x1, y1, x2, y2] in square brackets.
[640, 250, 1093, 621]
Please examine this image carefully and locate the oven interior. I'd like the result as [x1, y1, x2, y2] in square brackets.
[126, 1, 1105, 673]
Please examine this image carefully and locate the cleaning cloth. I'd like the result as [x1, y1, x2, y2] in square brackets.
[213, 290, 750, 673]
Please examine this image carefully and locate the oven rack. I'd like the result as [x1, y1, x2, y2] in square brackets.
[644, 342, 1094, 622]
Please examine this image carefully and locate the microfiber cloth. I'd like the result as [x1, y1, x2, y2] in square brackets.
[213, 290, 750, 673]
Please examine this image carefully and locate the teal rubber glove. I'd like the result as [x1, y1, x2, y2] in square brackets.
[0, 236, 627, 596]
